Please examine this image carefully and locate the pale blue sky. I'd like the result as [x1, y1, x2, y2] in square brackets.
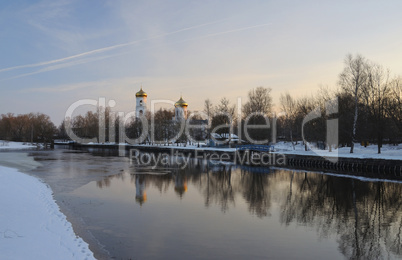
[1, 0, 402, 124]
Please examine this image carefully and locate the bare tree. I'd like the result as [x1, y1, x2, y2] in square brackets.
[387, 77, 402, 140]
[211, 98, 236, 143]
[217, 97, 236, 118]
[33, 113, 57, 144]
[294, 95, 323, 151]
[204, 99, 214, 120]
[204, 99, 214, 140]
[338, 54, 368, 153]
[280, 92, 297, 149]
[243, 86, 273, 116]
[57, 119, 68, 140]
[0, 112, 56, 143]
[316, 86, 336, 151]
[242, 87, 273, 144]
[153, 108, 175, 143]
[362, 63, 391, 153]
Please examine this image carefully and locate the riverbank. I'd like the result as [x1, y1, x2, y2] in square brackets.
[61, 141, 402, 161]
[0, 140, 37, 150]
[64, 141, 401, 180]
[273, 142, 402, 161]
[0, 165, 95, 260]
[0, 142, 96, 259]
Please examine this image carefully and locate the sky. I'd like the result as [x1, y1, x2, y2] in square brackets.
[1, 0, 402, 125]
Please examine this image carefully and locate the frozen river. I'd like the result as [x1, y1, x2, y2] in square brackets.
[9, 147, 402, 259]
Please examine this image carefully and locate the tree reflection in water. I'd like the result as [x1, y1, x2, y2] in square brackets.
[95, 158, 402, 259]
[278, 171, 402, 260]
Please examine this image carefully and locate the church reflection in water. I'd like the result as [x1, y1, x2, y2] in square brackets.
[95, 157, 402, 260]
[135, 175, 147, 205]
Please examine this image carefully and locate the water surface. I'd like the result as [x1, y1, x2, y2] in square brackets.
[24, 148, 402, 259]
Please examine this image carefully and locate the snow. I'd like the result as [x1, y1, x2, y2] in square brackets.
[134, 142, 401, 160]
[273, 142, 402, 160]
[0, 140, 37, 150]
[81, 141, 401, 159]
[83, 142, 121, 145]
[54, 140, 75, 144]
[210, 133, 221, 139]
[132, 143, 237, 152]
[0, 165, 95, 260]
[218, 133, 239, 139]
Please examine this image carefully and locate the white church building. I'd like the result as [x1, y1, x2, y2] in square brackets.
[135, 87, 147, 117]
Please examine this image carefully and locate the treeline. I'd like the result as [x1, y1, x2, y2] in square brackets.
[1, 54, 401, 152]
[201, 54, 401, 153]
[125, 109, 205, 144]
[0, 113, 56, 143]
[275, 54, 401, 153]
[59, 107, 122, 143]
[59, 107, 206, 145]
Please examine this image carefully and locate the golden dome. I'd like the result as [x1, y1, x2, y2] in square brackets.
[175, 96, 188, 107]
[136, 87, 147, 97]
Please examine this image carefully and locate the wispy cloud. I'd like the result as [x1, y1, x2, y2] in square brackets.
[0, 21, 271, 81]
[1, 52, 129, 82]
[0, 19, 225, 74]
[197, 23, 271, 39]
[20, 76, 148, 93]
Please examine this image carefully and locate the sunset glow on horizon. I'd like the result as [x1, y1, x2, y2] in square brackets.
[1, 1, 402, 124]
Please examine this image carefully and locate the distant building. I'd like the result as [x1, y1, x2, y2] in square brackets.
[174, 96, 188, 120]
[135, 87, 147, 117]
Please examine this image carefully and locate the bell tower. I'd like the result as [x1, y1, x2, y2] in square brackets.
[135, 87, 147, 117]
[174, 96, 188, 120]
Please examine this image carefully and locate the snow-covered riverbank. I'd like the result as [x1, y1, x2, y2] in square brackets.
[0, 165, 95, 259]
[75, 140, 402, 160]
[0, 140, 37, 150]
[273, 142, 402, 161]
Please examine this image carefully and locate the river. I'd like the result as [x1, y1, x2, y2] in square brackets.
[8, 147, 402, 259]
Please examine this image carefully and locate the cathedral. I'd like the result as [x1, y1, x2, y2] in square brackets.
[135, 87, 188, 120]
